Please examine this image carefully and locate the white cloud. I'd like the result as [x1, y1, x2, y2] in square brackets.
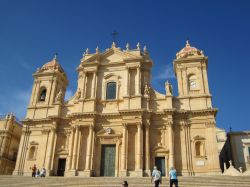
[155, 63, 175, 80]
[0, 88, 31, 120]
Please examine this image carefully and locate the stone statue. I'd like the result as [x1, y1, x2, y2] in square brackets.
[165, 81, 173, 96]
[55, 89, 63, 103]
[126, 43, 130, 50]
[75, 88, 81, 100]
[104, 127, 112, 134]
[144, 83, 150, 95]
[137, 42, 140, 50]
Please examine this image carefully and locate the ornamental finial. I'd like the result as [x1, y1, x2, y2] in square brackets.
[112, 42, 116, 48]
[85, 48, 89, 54]
[54, 53, 58, 60]
[186, 39, 190, 47]
[126, 43, 130, 50]
[96, 46, 99, 54]
[137, 42, 140, 50]
[143, 46, 147, 53]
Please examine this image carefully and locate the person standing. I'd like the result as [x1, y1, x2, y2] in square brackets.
[36, 169, 40, 177]
[31, 164, 37, 177]
[40, 167, 46, 177]
[151, 166, 162, 187]
[169, 167, 178, 187]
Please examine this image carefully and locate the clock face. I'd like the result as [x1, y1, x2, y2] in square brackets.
[190, 81, 197, 89]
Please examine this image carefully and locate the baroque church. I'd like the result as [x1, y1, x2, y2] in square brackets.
[13, 41, 220, 177]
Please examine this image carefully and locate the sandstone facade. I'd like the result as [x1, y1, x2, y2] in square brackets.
[0, 114, 22, 174]
[13, 41, 220, 177]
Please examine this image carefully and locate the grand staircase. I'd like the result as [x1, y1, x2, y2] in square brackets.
[1, 175, 250, 187]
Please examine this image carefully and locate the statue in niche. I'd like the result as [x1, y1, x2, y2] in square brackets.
[144, 82, 150, 96]
[74, 88, 81, 101]
[55, 89, 64, 103]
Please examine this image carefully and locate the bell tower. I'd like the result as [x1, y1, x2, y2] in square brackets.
[173, 41, 212, 110]
[26, 55, 68, 119]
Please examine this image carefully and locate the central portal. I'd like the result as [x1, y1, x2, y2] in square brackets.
[100, 144, 116, 176]
[155, 157, 166, 176]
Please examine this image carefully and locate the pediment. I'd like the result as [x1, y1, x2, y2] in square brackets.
[152, 143, 169, 153]
[82, 48, 140, 64]
[193, 135, 205, 140]
[96, 127, 122, 138]
[56, 146, 68, 155]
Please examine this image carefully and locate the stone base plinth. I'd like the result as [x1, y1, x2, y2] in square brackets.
[12, 170, 22, 176]
[120, 170, 127, 177]
[64, 170, 76, 177]
[129, 169, 143, 177]
[78, 170, 92, 177]
[143, 170, 151, 177]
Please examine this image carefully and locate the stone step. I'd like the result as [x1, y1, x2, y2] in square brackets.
[1, 176, 250, 187]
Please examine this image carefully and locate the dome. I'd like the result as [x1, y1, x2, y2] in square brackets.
[37, 54, 65, 73]
[176, 40, 204, 59]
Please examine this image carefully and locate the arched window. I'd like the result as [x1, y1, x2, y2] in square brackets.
[39, 88, 47, 101]
[188, 74, 197, 90]
[28, 146, 36, 160]
[106, 82, 116, 100]
[195, 141, 204, 156]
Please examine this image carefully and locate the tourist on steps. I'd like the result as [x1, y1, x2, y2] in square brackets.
[40, 167, 46, 177]
[36, 169, 40, 177]
[151, 166, 162, 187]
[169, 167, 178, 187]
[122, 180, 128, 187]
[31, 164, 37, 177]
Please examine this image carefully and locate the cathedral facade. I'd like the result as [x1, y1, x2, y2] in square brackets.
[13, 41, 220, 177]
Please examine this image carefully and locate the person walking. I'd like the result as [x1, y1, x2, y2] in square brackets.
[151, 166, 161, 187]
[169, 167, 178, 187]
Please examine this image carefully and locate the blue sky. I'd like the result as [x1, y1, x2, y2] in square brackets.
[0, 0, 249, 132]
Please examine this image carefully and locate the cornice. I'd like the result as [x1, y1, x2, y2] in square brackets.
[176, 94, 212, 99]
[175, 108, 218, 116]
[119, 109, 145, 115]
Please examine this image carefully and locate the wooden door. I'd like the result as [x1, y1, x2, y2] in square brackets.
[155, 157, 166, 176]
[100, 145, 116, 176]
[57, 158, 66, 176]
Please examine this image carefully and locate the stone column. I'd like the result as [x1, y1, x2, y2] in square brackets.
[202, 65, 210, 94]
[168, 121, 174, 168]
[45, 126, 56, 174]
[66, 126, 75, 171]
[145, 123, 151, 174]
[72, 125, 79, 170]
[0, 135, 8, 157]
[121, 123, 127, 176]
[206, 122, 220, 174]
[76, 127, 82, 170]
[126, 67, 130, 96]
[136, 66, 141, 95]
[94, 71, 98, 98]
[182, 68, 188, 95]
[13, 128, 26, 175]
[85, 125, 94, 174]
[81, 72, 86, 98]
[136, 122, 143, 176]
[91, 72, 96, 99]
